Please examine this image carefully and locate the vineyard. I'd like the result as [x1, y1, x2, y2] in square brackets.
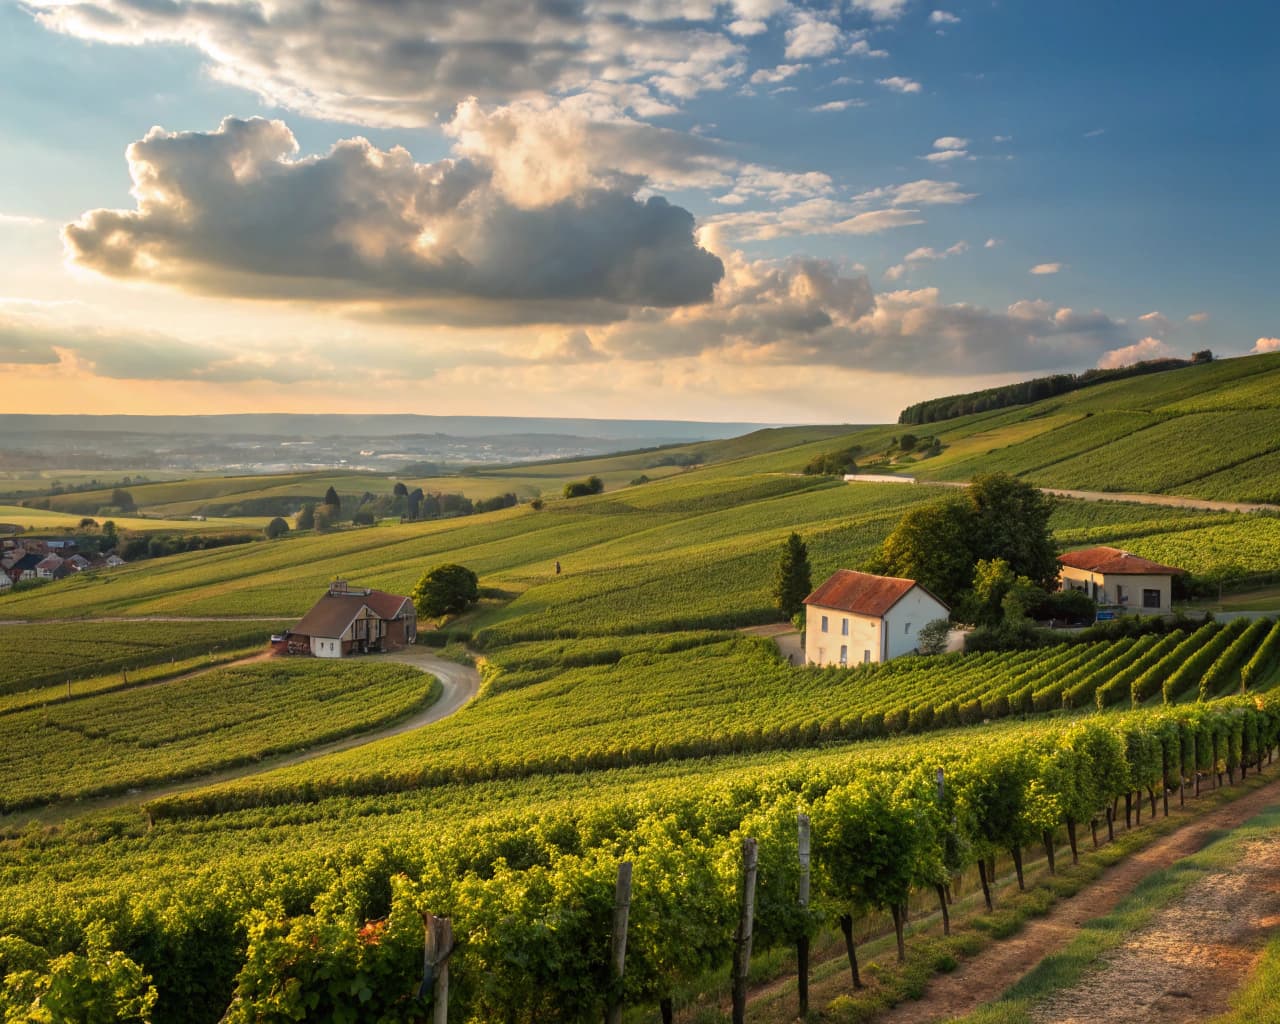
[0, 660, 437, 812]
[1, 697, 1276, 1023]
[5, 357, 1280, 1020]
[0, 619, 288, 695]
[140, 622, 1280, 821]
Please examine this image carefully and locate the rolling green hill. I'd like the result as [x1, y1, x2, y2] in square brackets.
[4, 355, 1280, 1024]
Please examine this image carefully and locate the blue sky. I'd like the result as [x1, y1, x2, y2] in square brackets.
[0, 1, 1275, 421]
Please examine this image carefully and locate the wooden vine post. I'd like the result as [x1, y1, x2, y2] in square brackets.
[606, 861, 632, 1024]
[731, 837, 758, 1024]
[419, 913, 454, 1024]
[934, 768, 951, 934]
[797, 814, 811, 1017]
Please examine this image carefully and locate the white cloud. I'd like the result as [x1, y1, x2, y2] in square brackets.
[878, 76, 922, 94]
[850, 0, 911, 21]
[857, 179, 976, 206]
[0, 212, 48, 227]
[929, 11, 961, 24]
[1187, 311, 1209, 322]
[905, 241, 968, 261]
[984, 237, 1000, 248]
[1098, 337, 1172, 369]
[1136, 311, 1174, 335]
[848, 39, 890, 58]
[923, 149, 968, 162]
[1030, 263, 1064, 275]
[811, 99, 866, 112]
[63, 117, 724, 325]
[26, 0, 750, 128]
[785, 11, 844, 59]
[993, 135, 1013, 143]
[1084, 128, 1106, 138]
[1254, 337, 1280, 353]
[883, 263, 907, 281]
[750, 64, 803, 84]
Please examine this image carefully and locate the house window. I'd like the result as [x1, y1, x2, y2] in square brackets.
[904, 622, 912, 635]
[1116, 584, 1127, 604]
[1143, 588, 1161, 609]
[821, 615, 829, 633]
[863, 649, 872, 664]
[841, 618, 849, 636]
[839, 645, 848, 665]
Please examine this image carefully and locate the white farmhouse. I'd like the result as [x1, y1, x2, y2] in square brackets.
[0, 568, 11, 591]
[803, 569, 950, 666]
[1058, 546, 1184, 615]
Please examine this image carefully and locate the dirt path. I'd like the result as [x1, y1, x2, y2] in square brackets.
[849, 477, 1280, 515]
[1027, 838, 1280, 1024]
[872, 771, 1280, 1024]
[2, 648, 480, 827]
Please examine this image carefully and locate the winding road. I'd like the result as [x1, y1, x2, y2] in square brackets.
[1, 648, 480, 827]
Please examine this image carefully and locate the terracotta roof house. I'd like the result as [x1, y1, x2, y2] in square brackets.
[1058, 546, 1184, 615]
[285, 580, 417, 658]
[803, 569, 949, 666]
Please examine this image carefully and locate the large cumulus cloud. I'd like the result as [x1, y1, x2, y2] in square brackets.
[28, 0, 751, 127]
[589, 251, 1140, 373]
[63, 117, 724, 323]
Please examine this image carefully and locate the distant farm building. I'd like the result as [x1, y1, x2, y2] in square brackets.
[803, 569, 949, 666]
[1058, 546, 1184, 615]
[283, 580, 417, 658]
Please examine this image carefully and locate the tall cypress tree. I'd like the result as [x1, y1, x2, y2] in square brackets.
[774, 532, 812, 619]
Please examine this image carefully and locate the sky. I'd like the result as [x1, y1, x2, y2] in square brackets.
[1, 0, 1276, 423]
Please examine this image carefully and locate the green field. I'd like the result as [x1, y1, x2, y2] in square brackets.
[0, 504, 271, 534]
[5, 358, 1280, 1023]
[0, 620, 288, 695]
[0, 659, 437, 812]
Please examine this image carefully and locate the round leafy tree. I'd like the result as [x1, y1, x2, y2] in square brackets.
[412, 563, 480, 618]
[264, 517, 289, 539]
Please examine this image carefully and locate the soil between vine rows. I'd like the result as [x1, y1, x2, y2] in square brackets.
[829, 770, 1280, 1024]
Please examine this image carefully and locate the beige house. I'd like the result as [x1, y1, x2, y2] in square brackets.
[1058, 546, 1184, 615]
[803, 569, 950, 666]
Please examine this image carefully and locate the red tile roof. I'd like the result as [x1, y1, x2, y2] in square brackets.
[291, 586, 413, 639]
[803, 569, 946, 618]
[1057, 546, 1185, 576]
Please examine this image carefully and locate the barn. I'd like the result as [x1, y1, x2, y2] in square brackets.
[284, 580, 417, 658]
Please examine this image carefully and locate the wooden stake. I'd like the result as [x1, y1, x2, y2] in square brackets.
[420, 914, 453, 1024]
[606, 861, 632, 1024]
[731, 838, 758, 1024]
[797, 814, 811, 1017]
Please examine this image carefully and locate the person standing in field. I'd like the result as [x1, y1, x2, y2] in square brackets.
[554, 560, 561, 575]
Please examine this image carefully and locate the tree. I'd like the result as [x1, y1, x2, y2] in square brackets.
[78, 517, 98, 530]
[392, 481, 409, 498]
[1191, 349, 1213, 363]
[563, 476, 605, 498]
[407, 488, 424, 520]
[110, 489, 136, 512]
[917, 618, 950, 656]
[101, 521, 118, 547]
[876, 497, 977, 605]
[295, 503, 315, 531]
[264, 517, 289, 539]
[412, 563, 480, 618]
[967, 473, 1059, 590]
[322, 486, 341, 514]
[773, 533, 812, 619]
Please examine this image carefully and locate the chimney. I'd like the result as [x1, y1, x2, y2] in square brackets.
[330, 579, 348, 594]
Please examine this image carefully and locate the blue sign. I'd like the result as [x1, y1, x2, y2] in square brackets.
[1096, 611, 1116, 621]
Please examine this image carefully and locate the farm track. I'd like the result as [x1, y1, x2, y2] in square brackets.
[3, 648, 480, 827]
[865, 769, 1280, 1024]
[0, 615, 286, 626]
[910, 479, 1280, 514]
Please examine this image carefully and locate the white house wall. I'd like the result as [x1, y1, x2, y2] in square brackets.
[883, 589, 951, 659]
[804, 604, 882, 666]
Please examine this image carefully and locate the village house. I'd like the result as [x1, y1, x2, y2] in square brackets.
[1057, 546, 1184, 615]
[283, 580, 417, 658]
[0, 568, 11, 591]
[803, 569, 950, 666]
[35, 554, 64, 580]
[6, 552, 43, 583]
